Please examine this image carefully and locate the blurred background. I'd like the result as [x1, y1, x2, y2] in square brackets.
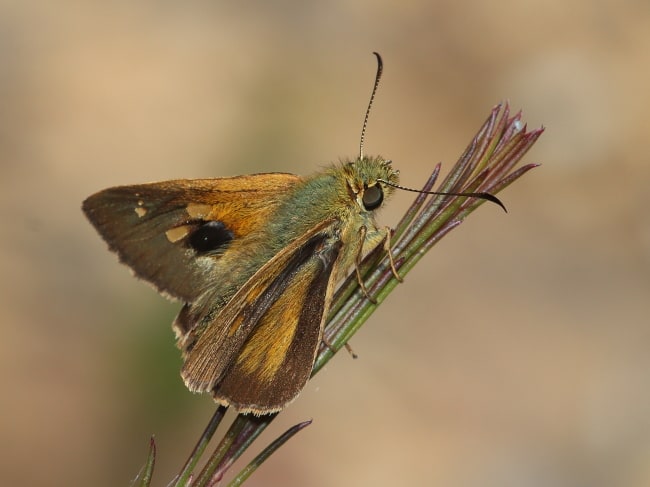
[2, 1, 649, 486]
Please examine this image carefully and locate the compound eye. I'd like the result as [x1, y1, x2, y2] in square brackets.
[362, 184, 384, 211]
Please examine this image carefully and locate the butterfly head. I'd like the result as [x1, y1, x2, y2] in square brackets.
[343, 156, 400, 213]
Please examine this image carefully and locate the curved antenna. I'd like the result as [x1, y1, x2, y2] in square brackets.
[359, 52, 384, 160]
[378, 179, 507, 212]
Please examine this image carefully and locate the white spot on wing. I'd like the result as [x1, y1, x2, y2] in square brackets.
[134, 200, 147, 217]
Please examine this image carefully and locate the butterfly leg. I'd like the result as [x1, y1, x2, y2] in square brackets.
[322, 335, 359, 359]
[382, 226, 403, 283]
[355, 225, 378, 303]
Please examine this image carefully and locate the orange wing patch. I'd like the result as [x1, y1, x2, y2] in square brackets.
[235, 264, 315, 382]
[82, 173, 302, 302]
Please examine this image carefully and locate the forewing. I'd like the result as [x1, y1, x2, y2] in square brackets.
[180, 219, 342, 414]
[82, 174, 301, 301]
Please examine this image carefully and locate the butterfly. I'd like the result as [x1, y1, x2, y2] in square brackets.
[83, 53, 502, 415]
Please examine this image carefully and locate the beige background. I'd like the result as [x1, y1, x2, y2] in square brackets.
[2, 1, 649, 486]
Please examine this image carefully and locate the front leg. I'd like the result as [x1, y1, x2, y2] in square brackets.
[353, 225, 403, 304]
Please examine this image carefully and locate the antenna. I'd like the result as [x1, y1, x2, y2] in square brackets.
[361, 53, 506, 212]
[359, 52, 383, 160]
[378, 179, 507, 212]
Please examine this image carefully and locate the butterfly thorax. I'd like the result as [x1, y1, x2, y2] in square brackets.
[265, 156, 399, 281]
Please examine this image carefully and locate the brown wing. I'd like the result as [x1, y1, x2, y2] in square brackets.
[180, 218, 342, 414]
[82, 174, 301, 302]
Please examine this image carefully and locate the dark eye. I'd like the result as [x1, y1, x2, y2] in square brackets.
[362, 184, 384, 210]
[188, 220, 234, 253]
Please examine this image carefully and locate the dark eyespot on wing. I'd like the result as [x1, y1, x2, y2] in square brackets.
[187, 221, 234, 254]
